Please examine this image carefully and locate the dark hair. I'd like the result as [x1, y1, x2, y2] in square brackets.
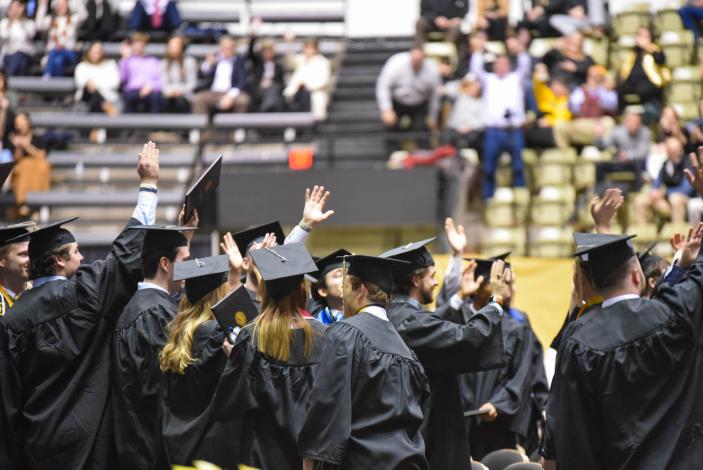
[28, 244, 71, 279]
[392, 266, 430, 295]
[592, 257, 637, 292]
[141, 246, 180, 279]
[0, 69, 7, 93]
[641, 255, 667, 284]
[348, 275, 391, 309]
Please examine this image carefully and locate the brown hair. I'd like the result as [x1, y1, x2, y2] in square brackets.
[166, 35, 187, 82]
[347, 275, 391, 309]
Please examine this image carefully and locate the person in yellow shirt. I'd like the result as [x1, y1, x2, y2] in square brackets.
[526, 63, 571, 148]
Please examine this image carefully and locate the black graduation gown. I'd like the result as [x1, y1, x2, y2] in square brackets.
[0, 318, 26, 470]
[460, 316, 535, 460]
[211, 319, 327, 470]
[1, 218, 144, 470]
[160, 320, 240, 468]
[552, 253, 703, 469]
[299, 312, 431, 470]
[111, 287, 177, 470]
[386, 296, 504, 470]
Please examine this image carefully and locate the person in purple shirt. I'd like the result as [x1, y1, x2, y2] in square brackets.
[119, 32, 162, 113]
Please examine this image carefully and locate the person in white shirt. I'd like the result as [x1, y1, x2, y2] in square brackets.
[469, 33, 531, 200]
[283, 39, 331, 121]
[160, 35, 197, 113]
[0, 1, 36, 76]
[36, 0, 79, 77]
[191, 36, 250, 115]
[74, 41, 120, 115]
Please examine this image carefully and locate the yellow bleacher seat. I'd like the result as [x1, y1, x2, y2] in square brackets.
[584, 38, 609, 67]
[613, 10, 651, 37]
[528, 226, 573, 258]
[660, 30, 694, 68]
[655, 8, 684, 33]
[529, 38, 558, 59]
[627, 223, 660, 250]
[672, 101, 699, 121]
[530, 186, 576, 226]
[660, 222, 693, 240]
[424, 42, 458, 71]
[574, 160, 596, 191]
[668, 66, 703, 102]
[480, 227, 527, 256]
[533, 148, 576, 188]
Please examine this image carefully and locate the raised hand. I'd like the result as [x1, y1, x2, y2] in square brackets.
[459, 260, 484, 299]
[591, 188, 624, 233]
[250, 232, 278, 252]
[177, 206, 198, 243]
[137, 141, 159, 187]
[488, 260, 506, 304]
[445, 218, 467, 256]
[302, 185, 335, 227]
[670, 232, 686, 254]
[684, 148, 703, 195]
[221, 232, 244, 272]
[678, 223, 703, 268]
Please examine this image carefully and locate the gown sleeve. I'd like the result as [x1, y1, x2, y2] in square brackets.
[0, 321, 26, 469]
[130, 305, 173, 397]
[298, 323, 356, 465]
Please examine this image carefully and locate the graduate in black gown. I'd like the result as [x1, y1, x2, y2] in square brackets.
[158, 239, 245, 469]
[380, 239, 505, 470]
[300, 254, 431, 470]
[0, 141, 160, 470]
[111, 222, 197, 470]
[0, 223, 33, 316]
[549, 221, 703, 469]
[212, 242, 325, 470]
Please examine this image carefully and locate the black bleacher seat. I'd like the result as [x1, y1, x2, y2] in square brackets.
[212, 112, 315, 129]
[49, 151, 195, 168]
[29, 112, 209, 130]
[25, 189, 184, 207]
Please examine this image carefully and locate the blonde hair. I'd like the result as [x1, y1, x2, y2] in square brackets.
[159, 283, 229, 374]
[252, 279, 316, 362]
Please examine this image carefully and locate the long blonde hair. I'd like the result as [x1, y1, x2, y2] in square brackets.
[160, 283, 229, 374]
[252, 279, 316, 362]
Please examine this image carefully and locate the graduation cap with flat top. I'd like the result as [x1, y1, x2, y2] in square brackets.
[314, 248, 352, 281]
[379, 237, 436, 271]
[0, 221, 35, 248]
[9, 217, 79, 261]
[212, 285, 258, 341]
[233, 221, 286, 256]
[130, 224, 197, 254]
[183, 155, 222, 223]
[250, 242, 318, 301]
[573, 232, 637, 287]
[173, 254, 229, 304]
[343, 254, 411, 295]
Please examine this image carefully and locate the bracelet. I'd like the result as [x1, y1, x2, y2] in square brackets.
[139, 185, 158, 194]
[298, 220, 313, 233]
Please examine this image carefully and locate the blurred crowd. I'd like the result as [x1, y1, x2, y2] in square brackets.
[375, 0, 703, 228]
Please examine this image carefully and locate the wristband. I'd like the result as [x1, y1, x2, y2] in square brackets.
[298, 220, 313, 232]
[139, 185, 158, 193]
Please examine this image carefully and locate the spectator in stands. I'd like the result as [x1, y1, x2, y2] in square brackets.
[119, 32, 162, 113]
[443, 73, 484, 152]
[548, 0, 605, 36]
[0, 1, 36, 76]
[8, 113, 50, 217]
[283, 39, 331, 121]
[679, 0, 703, 40]
[540, 32, 595, 90]
[529, 63, 570, 149]
[617, 26, 669, 124]
[656, 105, 691, 153]
[416, 0, 467, 45]
[595, 105, 651, 190]
[160, 35, 196, 114]
[686, 100, 703, 150]
[36, 0, 79, 77]
[469, 33, 530, 200]
[376, 44, 441, 152]
[0, 71, 15, 161]
[246, 34, 285, 113]
[74, 41, 119, 116]
[552, 64, 617, 149]
[192, 35, 249, 115]
[475, 0, 509, 42]
[79, 0, 118, 41]
[128, 0, 181, 34]
[635, 136, 693, 225]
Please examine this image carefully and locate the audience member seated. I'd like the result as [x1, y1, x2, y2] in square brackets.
[540, 32, 595, 90]
[656, 105, 692, 154]
[554, 64, 616, 149]
[119, 32, 162, 113]
[679, 0, 703, 40]
[475, 0, 509, 42]
[443, 73, 484, 153]
[0, 71, 15, 161]
[376, 44, 441, 152]
[469, 33, 530, 199]
[7, 113, 50, 217]
[161, 35, 196, 114]
[192, 35, 249, 115]
[548, 0, 605, 36]
[635, 136, 694, 225]
[283, 39, 332, 121]
[687, 101, 703, 149]
[416, 0, 467, 45]
[127, 0, 181, 33]
[617, 26, 669, 124]
[0, 1, 36, 76]
[595, 106, 651, 192]
[36, 0, 79, 77]
[246, 25, 285, 113]
[529, 64, 571, 149]
[79, 0, 118, 41]
[74, 41, 119, 115]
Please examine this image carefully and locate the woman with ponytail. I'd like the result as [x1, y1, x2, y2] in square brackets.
[211, 242, 326, 470]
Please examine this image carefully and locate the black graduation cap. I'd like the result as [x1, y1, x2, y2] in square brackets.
[315, 249, 352, 281]
[233, 221, 286, 255]
[9, 217, 79, 261]
[379, 237, 437, 271]
[343, 254, 411, 295]
[572, 232, 637, 288]
[173, 254, 229, 304]
[0, 221, 34, 248]
[130, 224, 196, 256]
[464, 252, 511, 281]
[212, 285, 258, 342]
[637, 242, 658, 263]
[250, 242, 318, 301]
[183, 155, 222, 223]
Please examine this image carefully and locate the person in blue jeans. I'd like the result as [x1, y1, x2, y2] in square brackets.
[679, 0, 703, 40]
[128, 0, 181, 33]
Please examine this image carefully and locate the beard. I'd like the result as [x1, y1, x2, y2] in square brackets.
[420, 286, 434, 306]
